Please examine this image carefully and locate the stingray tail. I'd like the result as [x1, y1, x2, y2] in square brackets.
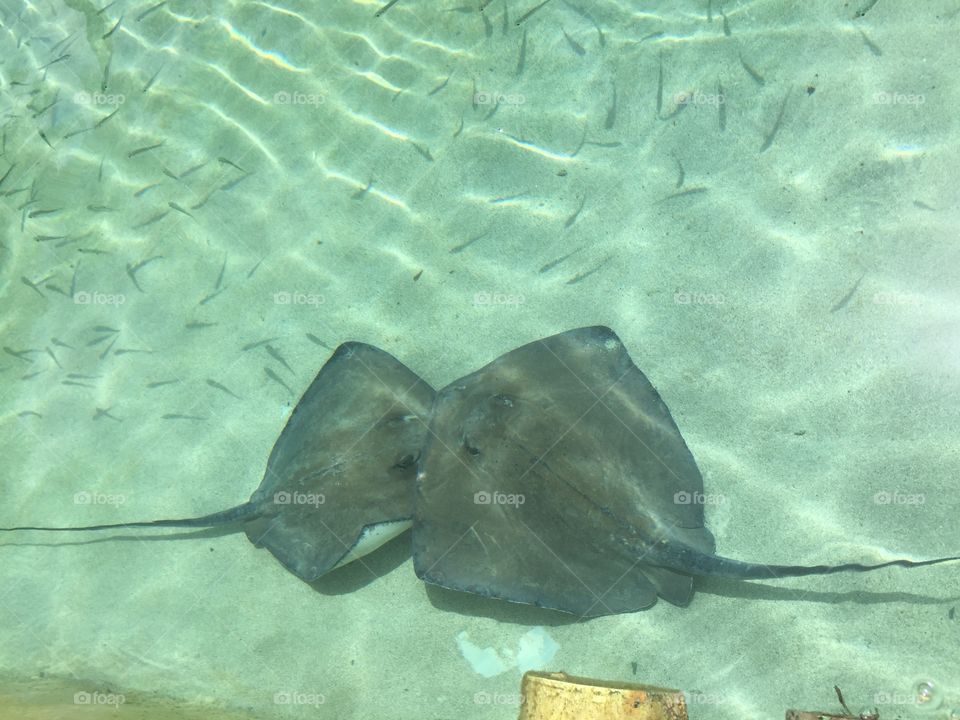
[0, 501, 261, 533]
[650, 543, 960, 579]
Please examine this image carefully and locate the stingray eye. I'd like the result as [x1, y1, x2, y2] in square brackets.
[392, 452, 418, 470]
[459, 432, 481, 456]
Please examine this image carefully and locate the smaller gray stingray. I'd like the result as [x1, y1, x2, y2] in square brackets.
[412, 326, 960, 617]
[0, 342, 435, 582]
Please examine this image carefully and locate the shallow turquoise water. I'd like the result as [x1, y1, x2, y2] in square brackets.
[1, 1, 959, 718]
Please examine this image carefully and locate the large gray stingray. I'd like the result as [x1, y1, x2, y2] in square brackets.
[412, 326, 959, 617]
[1, 342, 435, 582]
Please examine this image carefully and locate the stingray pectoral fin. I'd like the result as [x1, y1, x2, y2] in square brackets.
[333, 519, 412, 569]
[0, 502, 260, 533]
[650, 542, 960, 579]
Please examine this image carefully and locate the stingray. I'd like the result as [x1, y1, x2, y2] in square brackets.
[1, 342, 435, 582]
[412, 326, 960, 617]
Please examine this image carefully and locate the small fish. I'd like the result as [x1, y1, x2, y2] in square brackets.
[562, 28, 585, 56]
[103, 15, 123, 39]
[374, 0, 401, 16]
[4, 347, 35, 363]
[179, 160, 207, 178]
[242, 338, 280, 352]
[95, 106, 121, 128]
[605, 84, 617, 129]
[450, 232, 489, 254]
[305, 333, 332, 349]
[0, 163, 17, 190]
[564, 195, 586, 228]
[217, 156, 247, 173]
[126, 255, 164, 291]
[410, 142, 433, 162]
[161, 414, 205, 421]
[413, 269, 423, 281]
[131, 209, 170, 228]
[168, 201, 194, 218]
[717, 77, 726, 131]
[198, 288, 225, 306]
[830, 273, 865, 313]
[62, 380, 96, 388]
[516, 28, 528, 76]
[17, 411, 42, 419]
[147, 379, 180, 389]
[137, 1, 167, 22]
[127, 141, 164, 158]
[720, 7, 730, 36]
[39, 53, 70, 70]
[35, 235, 67, 243]
[28, 208, 61, 218]
[206, 379, 242, 399]
[656, 187, 708, 203]
[87, 204, 116, 212]
[482, 10, 493, 37]
[45, 347, 62, 368]
[539, 247, 581, 274]
[759, 93, 789, 153]
[185, 321, 217, 329]
[21, 276, 49, 297]
[913, 200, 936, 211]
[566, 256, 610, 285]
[93, 407, 122, 422]
[116, 348, 152, 356]
[428, 75, 451, 96]
[142, 64, 164, 93]
[490, 191, 529, 205]
[352, 178, 374, 200]
[265, 345, 293, 373]
[858, 29, 882, 57]
[515, 0, 552, 25]
[656, 52, 664, 115]
[246, 258, 264, 279]
[265, 367, 293, 394]
[51, 338, 74, 349]
[68, 373, 101, 380]
[133, 182, 161, 198]
[672, 153, 685, 188]
[220, 172, 253, 192]
[739, 53, 765, 86]
[86, 335, 116, 348]
[99, 336, 118, 360]
[852, 0, 879, 18]
[92, 325, 119, 333]
[21, 372, 45, 381]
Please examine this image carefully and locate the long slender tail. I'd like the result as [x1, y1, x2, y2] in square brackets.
[650, 543, 960, 579]
[0, 502, 260, 533]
